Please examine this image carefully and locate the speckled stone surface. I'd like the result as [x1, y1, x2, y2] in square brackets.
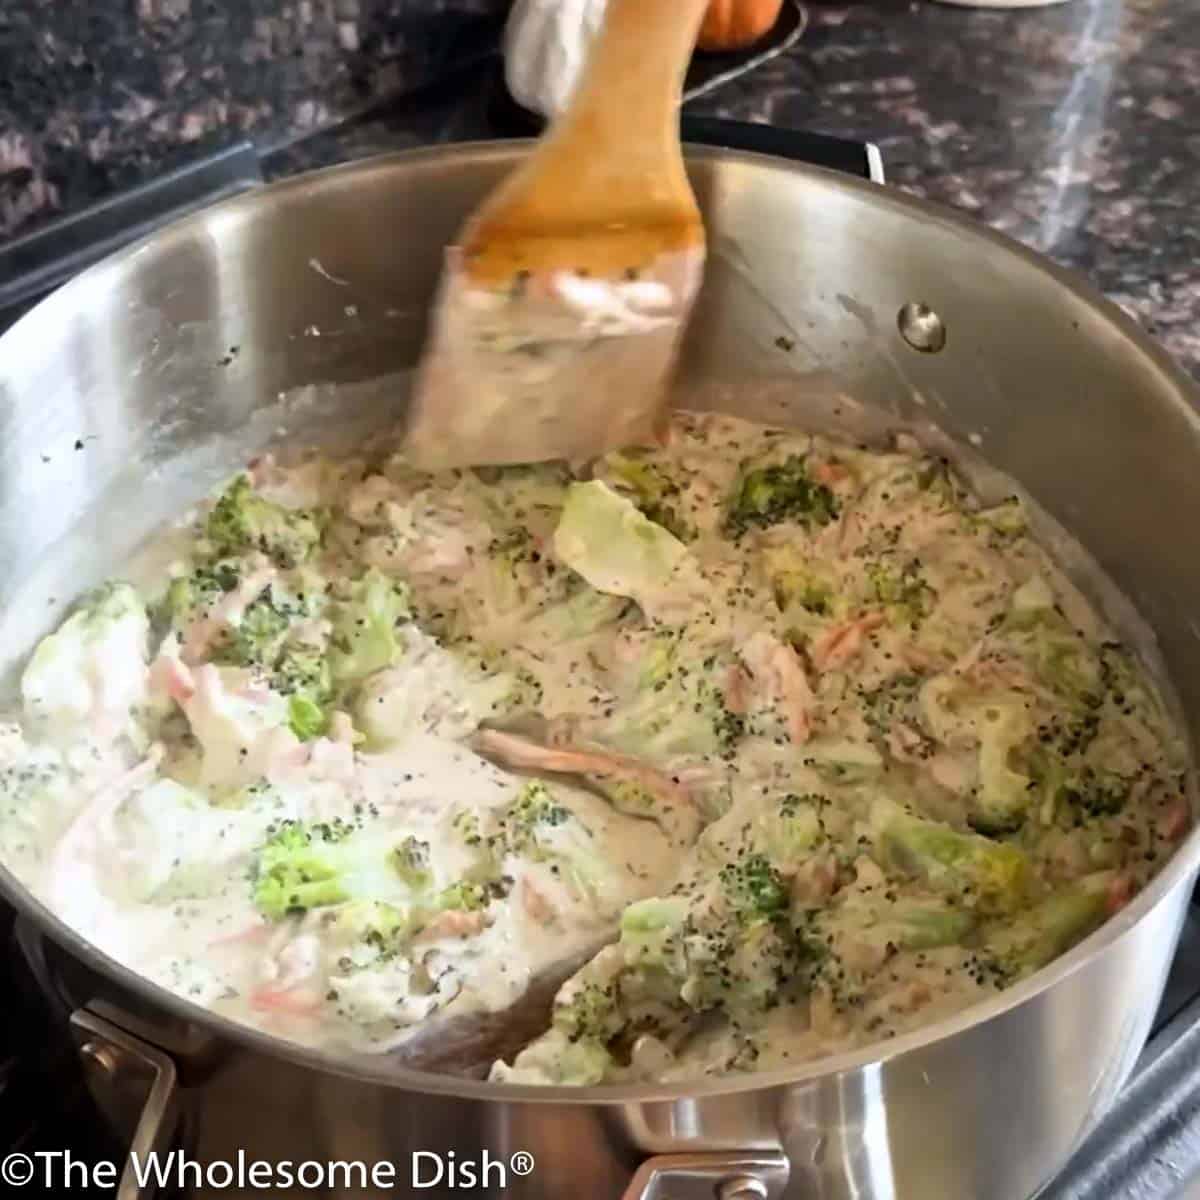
[3, 0, 1199, 377]
[0, 0, 506, 241]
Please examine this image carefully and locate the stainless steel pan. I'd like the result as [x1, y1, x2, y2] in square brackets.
[2, 144, 1200, 1200]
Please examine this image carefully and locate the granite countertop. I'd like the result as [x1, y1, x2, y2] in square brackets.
[2, 0, 1198, 376]
[701, 0, 1200, 377]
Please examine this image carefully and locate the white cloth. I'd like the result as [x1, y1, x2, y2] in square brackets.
[502, 0, 611, 120]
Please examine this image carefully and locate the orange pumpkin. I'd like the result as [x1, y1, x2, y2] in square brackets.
[697, 0, 784, 52]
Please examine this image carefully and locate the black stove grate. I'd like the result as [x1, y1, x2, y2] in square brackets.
[0, 905, 124, 1199]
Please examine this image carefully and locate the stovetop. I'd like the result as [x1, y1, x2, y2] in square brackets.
[3, 55, 1200, 1200]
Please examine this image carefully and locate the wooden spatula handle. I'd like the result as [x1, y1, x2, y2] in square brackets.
[566, 0, 712, 152]
[466, 0, 708, 254]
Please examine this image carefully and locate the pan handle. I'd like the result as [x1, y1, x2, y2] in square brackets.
[64, 1002, 789, 1200]
[69, 1009, 181, 1200]
[680, 114, 885, 184]
[621, 1151, 790, 1200]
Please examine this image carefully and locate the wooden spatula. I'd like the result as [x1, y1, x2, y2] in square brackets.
[404, 0, 711, 470]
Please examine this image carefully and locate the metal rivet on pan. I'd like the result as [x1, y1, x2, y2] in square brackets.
[718, 1176, 770, 1200]
[79, 1040, 123, 1079]
[898, 302, 947, 353]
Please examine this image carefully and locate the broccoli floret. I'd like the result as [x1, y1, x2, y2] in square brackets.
[252, 820, 448, 921]
[272, 638, 332, 698]
[603, 451, 692, 541]
[867, 559, 932, 624]
[509, 780, 570, 826]
[1027, 710, 1133, 825]
[863, 673, 924, 742]
[775, 574, 832, 616]
[171, 567, 331, 725]
[759, 544, 839, 623]
[451, 809, 485, 850]
[392, 835, 433, 891]
[201, 582, 331, 739]
[222, 593, 291, 667]
[494, 780, 570, 858]
[873, 801, 1031, 915]
[189, 569, 328, 677]
[205, 474, 322, 568]
[719, 853, 789, 923]
[329, 899, 410, 961]
[809, 895, 975, 987]
[681, 914, 799, 1020]
[619, 896, 689, 966]
[1060, 766, 1131, 818]
[252, 819, 356, 919]
[970, 497, 1028, 545]
[162, 560, 242, 631]
[552, 980, 624, 1042]
[980, 879, 1109, 982]
[437, 878, 508, 912]
[494, 1029, 614, 1084]
[757, 793, 826, 864]
[327, 568, 410, 683]
[227, 633, 332, 742]
[726, 456, 838, 536]
[22, 581, 150, 740]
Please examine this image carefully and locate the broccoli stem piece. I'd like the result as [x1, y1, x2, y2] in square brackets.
[873, 802, 1031, 915]
[969, 706, 1036, 835]
[286, 694, 328, 741]
[891, 901, 976, 950]
[981, 878, 1110, 981]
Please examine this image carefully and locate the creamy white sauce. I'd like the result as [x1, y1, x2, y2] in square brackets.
[0, 411, 1189, 1082]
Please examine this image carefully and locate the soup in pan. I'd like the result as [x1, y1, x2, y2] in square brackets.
[0, 412, 1188, 1084]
